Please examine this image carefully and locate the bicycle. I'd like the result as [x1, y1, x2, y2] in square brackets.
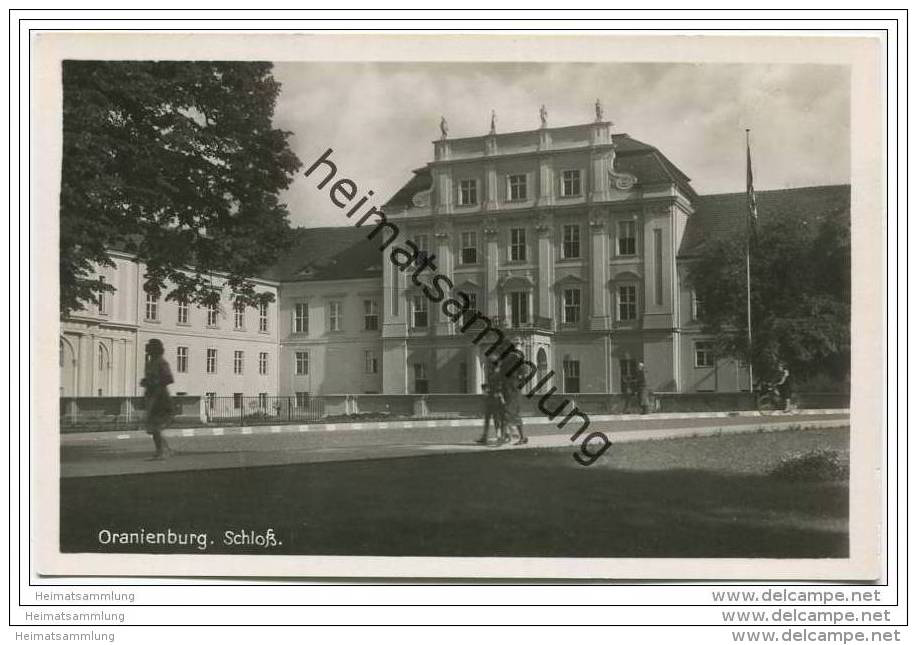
[755, 380, 785, 415]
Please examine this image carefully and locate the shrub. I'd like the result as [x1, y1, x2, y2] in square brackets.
[769, 448, 849, 482]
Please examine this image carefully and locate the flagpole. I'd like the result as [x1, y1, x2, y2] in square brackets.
[745, 129, 754, 392]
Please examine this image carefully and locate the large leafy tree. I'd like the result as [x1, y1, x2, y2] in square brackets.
[60, 60, 302, 316]
[686, 203, 850, 385]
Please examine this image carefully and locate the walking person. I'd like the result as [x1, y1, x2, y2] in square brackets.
[141, 338, 175, 460]
[622, 371, 639, 414]
[500, 365, 528, 445]
[775, 362, 794, 412]
[636, 362, 652, 415]
[475, 356, 505, 445]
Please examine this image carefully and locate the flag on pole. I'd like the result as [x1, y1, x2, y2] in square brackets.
[746, 129, 758, 242]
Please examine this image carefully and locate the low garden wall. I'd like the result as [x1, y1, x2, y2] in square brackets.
[59, 390, 849, 432]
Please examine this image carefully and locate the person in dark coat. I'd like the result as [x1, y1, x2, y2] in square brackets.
[500, 365, 528, 445]
[475, 356, 505, 445]
[141, 338, 174, 460]
[775, 362, 793, 412]
[636, 362, 651, 414]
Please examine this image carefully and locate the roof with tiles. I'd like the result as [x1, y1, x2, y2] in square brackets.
[261, 226, 384, 283]
[384, 132, 695, 210]
[678, 184, 851, 258]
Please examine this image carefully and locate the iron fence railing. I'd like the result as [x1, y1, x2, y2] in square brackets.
[59, 394, 327, 430]
[203, 395, 325, 425]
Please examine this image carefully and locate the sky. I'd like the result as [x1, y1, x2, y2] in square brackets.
[271, 62, 850, 229]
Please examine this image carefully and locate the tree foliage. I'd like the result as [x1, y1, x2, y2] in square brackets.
[686, 205, 850, 385]
[60, 61, 302, 316]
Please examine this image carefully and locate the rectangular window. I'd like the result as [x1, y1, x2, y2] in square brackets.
[233, 392, 243, 410]
[561, 169, 582, 197]
[205, 392, 215, 410]
[459, 179, 477, 205]
[233, 350, 244, 375]
[563, 288, 581, 324]
[509, 292, 529, 327]
[259, 302, 269, 332]
[508, 174, 527, 201]
[620, 358, 637, 393]
[207, 304, 219, 327]
[563, 359, 581, 393]
[692, 291, 705, 320]
[413, 363, 429, 394]
[618, 220, 637, 256]
[329, 301, 343, 332]
[295, 391, 310, 408]
[97, 277, 108, 315]
[412, 234, 429, 267]
[510, 228, 526, 262]
[294, 302, 309, 334]
[206, 349, 217, 374]
[144, 291, 159, 321]
[460, 231, 478, 264]
[412, 296, 428, 328]
[364, 350, 378, 374]
[654, 228, 664, 305]
[233, 301, 245, 330]
[176, 346, 188, 373]
[618, 285, 638, 321]
[364, 299, 379, 331]
[562, 224, 581, 259]
[695, 341, 715, 368]
[460, 291, 478, 326]
[295, 351, 309, 376]
[258, 352, 268, 375]
[177, 298, 189, 324]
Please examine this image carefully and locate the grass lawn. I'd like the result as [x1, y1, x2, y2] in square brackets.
[60, 427, 849, 558]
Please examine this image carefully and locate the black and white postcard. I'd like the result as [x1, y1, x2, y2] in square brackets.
[33, 32, 885, 579]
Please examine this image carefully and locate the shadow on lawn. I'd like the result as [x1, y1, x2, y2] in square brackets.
[60, 449, 848, 558]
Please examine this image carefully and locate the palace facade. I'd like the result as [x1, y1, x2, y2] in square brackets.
[60, 117, 850, 399]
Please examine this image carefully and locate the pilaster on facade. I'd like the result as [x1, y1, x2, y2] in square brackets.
[537, 156, 555, 207]
[483, 162, 498, 211]
[483, 216, 501, 318]
[589, 150, 606, 203]
[433, 166, 453, 216]
[535, 211, 555, 323]
[537, 128, 551, 152]
[588, 211, 611, 331]
[433, 220, 455, 336]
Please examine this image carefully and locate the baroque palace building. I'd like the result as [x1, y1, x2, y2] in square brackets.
[60, 112, 850, 399]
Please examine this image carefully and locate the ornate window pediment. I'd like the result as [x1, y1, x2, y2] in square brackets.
[500, 274, 535, 290]
[553, 273, 587, 288]
[609, 269, 642, 282]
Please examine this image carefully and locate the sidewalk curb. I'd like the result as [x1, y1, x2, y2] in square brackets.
[419, 419, 851, 453]
[61, 419, 851, 479]
[73, 408, 851, 443]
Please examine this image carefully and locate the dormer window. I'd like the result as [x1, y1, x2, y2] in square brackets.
[459, 179, 478, 206]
